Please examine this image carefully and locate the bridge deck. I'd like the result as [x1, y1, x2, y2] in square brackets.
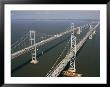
[11, 22, 99, 77]
[46, 23, 99, 77]
[11, 35, 70, 76]
[11, 28, 77, 59]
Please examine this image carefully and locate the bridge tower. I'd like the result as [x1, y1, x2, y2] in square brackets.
[71, 23, 74, 31]
[89, 24, 93, 39]
[29, 30, 38, 64]
[77, 27, 81, 34]
[70, 23, 76, 70]
[71, 23, 74, 48]
[80, 26, 82, 32]
[89, 24, 92, 29]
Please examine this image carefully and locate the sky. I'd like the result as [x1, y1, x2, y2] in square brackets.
[11, 10, 100, 20]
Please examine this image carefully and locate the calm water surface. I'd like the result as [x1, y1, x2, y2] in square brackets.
[11, 19, 100, 77]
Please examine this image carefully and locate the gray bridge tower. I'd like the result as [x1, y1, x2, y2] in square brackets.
[70, 23, 76, 70]
[29, 30, 38, 64]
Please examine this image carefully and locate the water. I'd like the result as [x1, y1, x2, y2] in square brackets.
[59, 26, 100, 77]
[11, 19, 100, 77]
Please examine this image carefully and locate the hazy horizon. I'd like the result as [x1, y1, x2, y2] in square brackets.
[11, 10, 100, 20]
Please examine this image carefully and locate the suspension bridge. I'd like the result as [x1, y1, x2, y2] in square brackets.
[11, 22, 99, 77]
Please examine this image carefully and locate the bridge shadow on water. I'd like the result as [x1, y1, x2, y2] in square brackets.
[11, 36, 70, 74]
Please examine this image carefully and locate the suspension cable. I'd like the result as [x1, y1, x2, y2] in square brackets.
[11, 31, 30, 47]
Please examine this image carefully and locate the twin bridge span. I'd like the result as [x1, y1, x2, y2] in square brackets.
[11, 22, 99, 77]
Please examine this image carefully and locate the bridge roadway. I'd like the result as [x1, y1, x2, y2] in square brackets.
[11, 28, 80, 59]
[46, 22, 99, 77]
